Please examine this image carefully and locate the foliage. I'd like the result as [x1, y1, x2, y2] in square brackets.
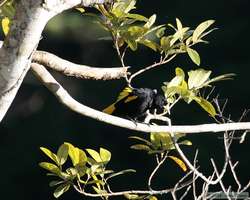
[130, 132, 191, 172]
[39, 142, 136, 198]
[0, 0, 239, 199]
[162, 67, 235, 117]
[78, 0, 218, 66]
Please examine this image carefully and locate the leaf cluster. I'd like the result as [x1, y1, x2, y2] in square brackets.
[39, 143, 135, 198]
[162, 67, 235, 117]
[130, 132, 192, 172]
[78, 0, 217, 67]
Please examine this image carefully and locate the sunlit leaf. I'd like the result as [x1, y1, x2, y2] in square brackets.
[57, 144, 69, 165]
[187, 47, 200, 66]
[75, 7, 85, 13]
[156, 27, 166, 38]
[175, 67, 185, 79]
[160, 36, 170, 51]
[193, 97, 217, 117]
[99, 148, 111, 163]
[1, 17, 10, 35]
[128, 25, 146, 38]
[124, 193, 140, 199]
[126, 39, 137, 51]
[179, 140, 192, 146]
[65, 143, 87, 167]
[150, 132, 174, 150]
[53, 183, 70, 198]
[124, 0, 136, 13]
[192, 20, 215, 43]
[144, 14, 156, 28]
[168, 156, 187, 172]
[86, 149, 102, 163]
[39, 162, 61, 175]
[188, 68, 211, 89]
[40, 147, 59, 165]
[203, 73, 236, 87]
[176, 18, 182, 31]
[139, 39, 159, 51]
[125, 13, 148, 22]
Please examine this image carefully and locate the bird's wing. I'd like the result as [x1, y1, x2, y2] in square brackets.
[103, 87, 137, 114]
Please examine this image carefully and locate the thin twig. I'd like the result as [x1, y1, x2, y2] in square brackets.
[128, 54, 177, 83]
[148, 153, 168, 190]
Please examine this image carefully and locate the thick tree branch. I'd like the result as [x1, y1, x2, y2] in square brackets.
[31, 63, 250, 134]
[32, 51, 128, 80]
[0, 0, 107, 122]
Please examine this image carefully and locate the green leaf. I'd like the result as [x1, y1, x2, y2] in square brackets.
[107, 169, 136, 180]
[187, 47, 200, 66]
[39, 162, 61, 175]
[194, 97, 217, 117]
[124, 0, 136, 13]
[156, 27, 166, 38]
[176, 18, 183, 31]
[168, 156, 187, 172]
[53, 183, 70, 198]
[129, 136, 153, 146]
[65, 143, 87, 167]
[57, 144, 69, 165]
[160, 36, 170, 51]
[40, 147, 59, 165]
[144, 14, 156, 28]
[49, 180, 65, 187]
[192, 20, 215, 43]
[139, 39, 159, 51]
[92, 186, 107, 195]
[179, 140, 192, 146]
[1, 17, 10, 35]
[150, 132, 174, 150]
[86, 149, 102, 163]
[125, 13, 148, 22]
[126, 39, 137, 51]
[128, 26, 146, 38]
[188, 68, 211, 89]
[203, 73, 236, 87]
[75, 7, 85, 13]
[99, 148, 111, 163]
[175, 67, 185, 79]
[130, 144, 151, 151]
[124, 193, 140, 199]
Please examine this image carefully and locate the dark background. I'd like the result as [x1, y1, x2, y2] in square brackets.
[0, 1, 250, 199]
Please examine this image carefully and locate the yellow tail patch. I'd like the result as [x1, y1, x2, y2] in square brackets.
[124, 95, 138, 103]
[103, 104, 116, 114]
[117, 87, 132, 101]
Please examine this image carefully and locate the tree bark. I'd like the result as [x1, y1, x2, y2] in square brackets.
[0, 0, 102, 122]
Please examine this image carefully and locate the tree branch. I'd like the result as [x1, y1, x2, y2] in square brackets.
[32, 51, 128, 80]
[31, 63, 250, 134]
[0, 0, 108, 122]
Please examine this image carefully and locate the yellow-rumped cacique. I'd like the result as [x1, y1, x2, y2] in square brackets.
[103, 87, 167, 121]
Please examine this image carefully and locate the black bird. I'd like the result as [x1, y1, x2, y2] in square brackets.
[103, 87, 166, 121]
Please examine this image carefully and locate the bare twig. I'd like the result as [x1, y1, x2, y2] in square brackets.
[128, 54, 176, 84]
[148, 153, 168, 190]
